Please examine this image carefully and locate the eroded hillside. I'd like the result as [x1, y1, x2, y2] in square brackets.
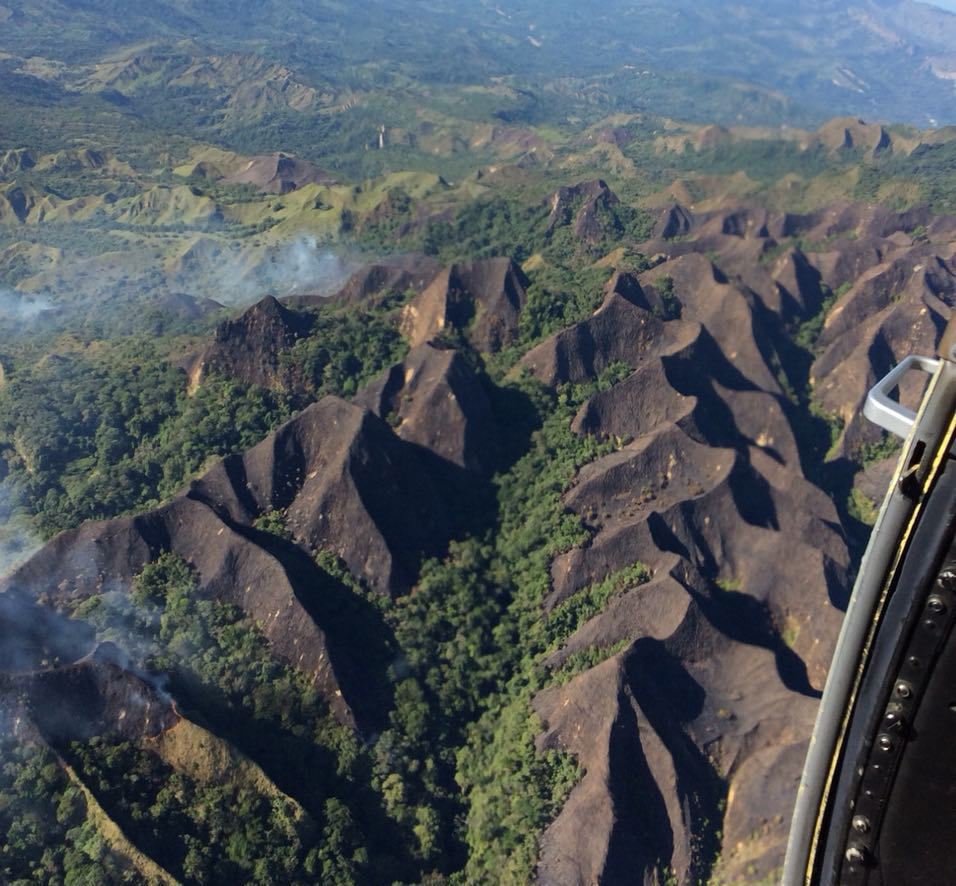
[4, 184, 954, 884]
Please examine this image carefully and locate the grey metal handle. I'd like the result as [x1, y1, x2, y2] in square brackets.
[863, 355, 941, 439]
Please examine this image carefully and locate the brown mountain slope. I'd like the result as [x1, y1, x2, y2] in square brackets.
[528, 264, 847, 884]
[536, 599, 817, 886]
[317, 253, 442, 306]
[219, 152, 335, 194]
[639, 200, 956, 462]
[546, 179, 623, 248]
[0, 642, 180, 744]
[0, 631, 316, 886]
[188, 255, 524, 396]
[524, 198, 955, 884]
[181, 294, 312, 391]
[400, 257, 529, 352]
[518, 271, 699, 385]
[812, 242, 956, 454]
[3, 397, 459, 727]
[355, 341, 499, 475]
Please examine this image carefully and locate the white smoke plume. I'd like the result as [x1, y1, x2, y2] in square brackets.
[208, 235, 356, 305]
[276, 236, 352, 295]
[0, 288, 54, 323]
[1, 232, 358, 335]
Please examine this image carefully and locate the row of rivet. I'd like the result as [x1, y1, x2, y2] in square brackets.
[839, 569, 956, 884]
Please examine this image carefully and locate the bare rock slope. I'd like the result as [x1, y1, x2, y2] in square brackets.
[400, 257, 529, 352]
[180, 293, 312, 391]
[0, 621, 315, 886]
[526, 198, 956, 885]
[525, 264, 847, 885]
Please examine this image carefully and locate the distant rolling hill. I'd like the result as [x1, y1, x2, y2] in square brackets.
[1, 0, 955, 126]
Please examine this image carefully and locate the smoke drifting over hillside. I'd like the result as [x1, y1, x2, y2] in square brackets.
[0, 289, 53, 323]
[211, 235, 355, 305]
[0, 234, 357, 340]
[0, 519, 40, 580]
[0, 588, 93, 673]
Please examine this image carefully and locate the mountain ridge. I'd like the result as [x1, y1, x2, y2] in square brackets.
[4, 188, 953, 883]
